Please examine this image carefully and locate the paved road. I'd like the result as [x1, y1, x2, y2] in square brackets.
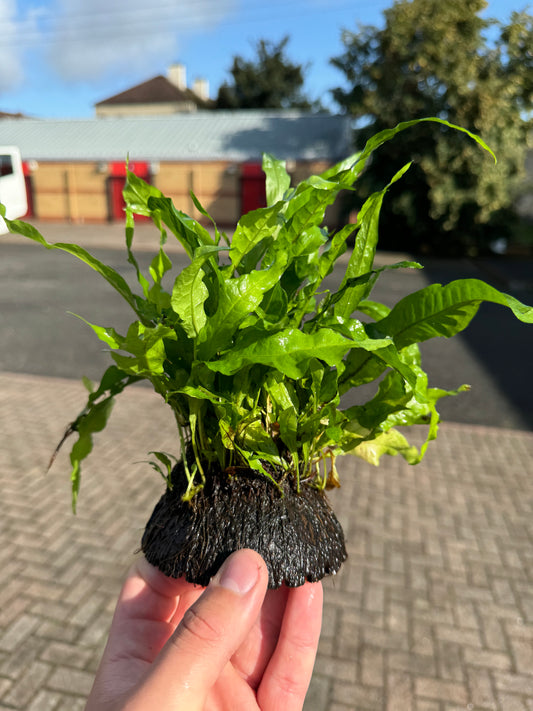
[1, 222, 532, 429]
[1, 222, 533, 711]
[1, 372, 532, 710]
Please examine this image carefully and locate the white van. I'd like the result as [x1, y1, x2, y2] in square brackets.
[0, 146, 27, 234]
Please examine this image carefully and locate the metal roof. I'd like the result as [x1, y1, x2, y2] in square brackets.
[0, 111, 352, 163]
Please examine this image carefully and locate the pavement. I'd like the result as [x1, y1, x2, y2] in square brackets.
[1, 221, 533, 710]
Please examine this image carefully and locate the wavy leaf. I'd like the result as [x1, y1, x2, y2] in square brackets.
[376, 279, 533, 350]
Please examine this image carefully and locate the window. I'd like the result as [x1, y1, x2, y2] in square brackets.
[0, 155, 14, 177]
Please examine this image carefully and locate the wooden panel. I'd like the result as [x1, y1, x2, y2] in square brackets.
[34, 193, 68, 221]
[32, 162, 108, 222]
[27, 159, 338, 226]
[204, 196, 240, 225]
[33, 164, 70, 192]
[155, 162, 239, 223]
[73, 192, 108, 220]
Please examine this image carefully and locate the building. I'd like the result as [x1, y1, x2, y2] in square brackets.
[0, 111, 352, 226]
[0, 111, 26, 119]
[94, 64, 212, 117]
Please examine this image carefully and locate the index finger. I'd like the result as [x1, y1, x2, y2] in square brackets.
[102, 557, 205, 665]
[258, 581, 323, 711]
[117, 557, 203, 624]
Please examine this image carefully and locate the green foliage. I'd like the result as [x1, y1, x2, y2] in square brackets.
[3, 119, 532, 510]
[215, 36, 317, 110]
[331, 0, 533, 255]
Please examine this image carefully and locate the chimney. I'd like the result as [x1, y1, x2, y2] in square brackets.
[192, 78, 210, 101]
[167, 63, 187, 90]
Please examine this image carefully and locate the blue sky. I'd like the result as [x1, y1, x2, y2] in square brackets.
[0, 0, 529, 118]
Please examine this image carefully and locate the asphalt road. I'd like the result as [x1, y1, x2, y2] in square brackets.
[1, 228, 532, 430]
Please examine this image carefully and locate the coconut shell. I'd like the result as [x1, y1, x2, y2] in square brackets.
[141, 461, 347, 588]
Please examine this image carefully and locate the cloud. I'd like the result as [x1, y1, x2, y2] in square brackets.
[47, 0, 238, 82]
[0, 0, 25, 90]
[0, 1, 50, 93]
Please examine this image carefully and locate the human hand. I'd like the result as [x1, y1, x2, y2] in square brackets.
[85, 548, 323, 711]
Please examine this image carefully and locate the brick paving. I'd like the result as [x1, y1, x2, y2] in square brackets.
[0, 371, 532, 710]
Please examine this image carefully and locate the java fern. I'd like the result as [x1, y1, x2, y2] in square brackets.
[2, 117, 532, 512]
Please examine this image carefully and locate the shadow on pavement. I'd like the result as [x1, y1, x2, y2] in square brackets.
[421, 255, 533, 431]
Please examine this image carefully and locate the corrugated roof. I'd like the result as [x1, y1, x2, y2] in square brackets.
[0, 111, 352, 163]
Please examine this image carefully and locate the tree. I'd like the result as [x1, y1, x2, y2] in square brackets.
[331, 0, 533, 255]
[215, 36, 316, 110]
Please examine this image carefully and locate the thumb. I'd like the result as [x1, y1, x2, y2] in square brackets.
[129, 549, 269, 711]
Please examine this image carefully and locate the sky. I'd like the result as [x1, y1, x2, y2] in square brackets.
[0, 0, 529, 119]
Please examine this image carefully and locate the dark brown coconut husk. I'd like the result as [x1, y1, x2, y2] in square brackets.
[141, 460, 347, 588]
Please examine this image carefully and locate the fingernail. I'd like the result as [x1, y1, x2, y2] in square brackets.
[216, 552, 259, 595]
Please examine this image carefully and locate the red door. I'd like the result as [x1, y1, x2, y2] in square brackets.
[22, 162, 34, 217]
[241, 163, 266, 214]
[108, 161, 150, 221]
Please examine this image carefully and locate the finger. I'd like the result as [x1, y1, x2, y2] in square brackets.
[118, 557, 197, 622]
[130, 549, 269, 711]
[86, 559, 205, 709]
[257, 581, 323, 711]
[207, 662, 258, 711]
[102, 558, 200, 663]
[230, 585, 289, 688]
[171, 583, 206, 628]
